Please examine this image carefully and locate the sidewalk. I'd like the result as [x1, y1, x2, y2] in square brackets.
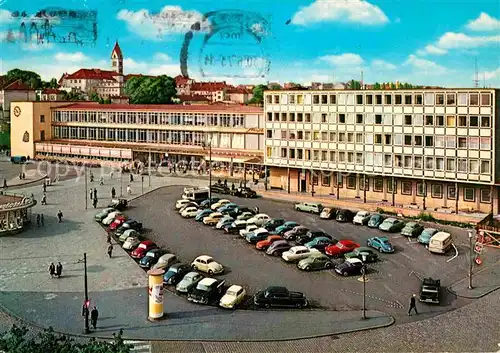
[449, 259, 500, 298]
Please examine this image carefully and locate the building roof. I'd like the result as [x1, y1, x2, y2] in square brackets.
[62, 69, 121, 81]
[3, 80, 34, 91]
[190, 82, 229, 92]
[111, 41, 123, 59]
[177, 94, 210, 102]
[174, 75, 191, 86]
[227, 87, 251, 94]
[53, 103, 263, 113]
[42, 88, 65, 94]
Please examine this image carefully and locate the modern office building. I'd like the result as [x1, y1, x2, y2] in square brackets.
[264, 89, 499, 214]
[10, 102, 264, 169]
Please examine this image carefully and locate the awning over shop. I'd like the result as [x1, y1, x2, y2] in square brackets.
[204, 156, 262, 164]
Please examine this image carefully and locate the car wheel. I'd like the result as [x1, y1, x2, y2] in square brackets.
[208, 269, 214, 275]
[296, 302, 303, 309]
[191, 264, 197, 270]
[325, 262, 333, 269]
[305, 265, 311, 271]
[264, 303, 270, 309]
[342, 271, 349, 277]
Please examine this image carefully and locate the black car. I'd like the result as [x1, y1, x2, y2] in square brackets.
[108, 198, 128, 211]
[199, 198, 220, 208]
[253, 286, 308, 309]
[334, 258, 364, 276]
[211, 184, 231, 194]
[231, 187, 257, 198]
[336, 209, 354, 222]
[187, 278, 226, 305]
[266, 240, 291, 256]
[115, 220, 143, 235]
[223, 222, 245, 234]
[163, 263, 191, 285]
[227, 206, 255, 218]
[262, 218, 286, 231]
[138, 248, 167, 268]
[296, 230, 332, 245]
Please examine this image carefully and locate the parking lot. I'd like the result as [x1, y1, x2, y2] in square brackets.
[126, 185, 472, 321]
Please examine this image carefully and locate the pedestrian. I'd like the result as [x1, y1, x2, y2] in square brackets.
[19, 172, 22, 180]
[3, 178, 7, 188]
[90, 306, 99, 330]
[107, 243, 113, 258]
[90, 172, 94, 183]
[57, 210, 63, 223]
[36, 214, 40, 227]
[41, 214, 44, 226]
[107, 233, 111, 244]
[111, 187, 116, 199]
[408, 294, 418, 316]
[253, 206, 259, 214]
[22, 172, 25, 180]
[93, 197, 98, 209]
[48, 262, 55, 278]
[89, 189, 93, 200]
[127, 185, 131, 195]
[130, 174, 133, 182]
[42, 182, 46, 192]
[56, 262, 63, 278]
[93, 188, 97, 199]
[41, 193, 47, 205]
[110, 171, 114, 179]
[99, 176, 104, 186]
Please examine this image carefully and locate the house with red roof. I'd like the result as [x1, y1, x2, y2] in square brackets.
[39, 88, 66, 101]
[0, 79, 36, 124]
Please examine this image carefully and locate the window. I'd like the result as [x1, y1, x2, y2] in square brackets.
[366, 95, 373, 104]
[274, 95, 280, 104]
[356, 133, 363, 143]
[321, 151, 327, 161]
[436, 94, 444, 105]
[365, 114, 374, 124]
[414, 156, 423, 169]
[481, 160, 490, 174]
[321, 95, 328, 104]
[402, 181, 412, 195]
[356, 153, 363, 164]
[432, 184, 443, 198]
[384, 154, 392, 166]
[446, 136, 456, 148]
[274, 113, 280, 121]
[289, 113, 296, 122]
[457, 158, 467, 172]
[435, 157, 444, 170]
[297, 149, 303, 159]
[394, 114, 402, 125]
[375, 115, 382, 124]
[335, 174, 343, 188]
[347, 152, 354, 163]
[297, 131, 303, 140]
[414, 114, 423, 125]
[305, 131, 311, 140]
[329, 132, 337, 142]
[414, 135, 423, 146]
[415, 94, 423, 105]
[404, 156, 412, 168]
[356, 95, 363, 104]
[312, 175, 319, 186]
[267, 112, 272, 121]
[446, 158, 455, 171]
[458, 93, 467, 105]
[387, 179, 396, 193]
[447, 185, 457, 200]
[481, 189, 491, 203]
[266, 130, 273, 138]
[464, 188, 475, 202]
[384, 114, 392, 125]
[321, 131, 328, 141]
[404, 135, 412, 146]
[425, 157, 434, 169]
[375, 95, 382, 104]
[365, 133, 373, 144]
[385, 134, 392, 144]
[297, 113, 303, 122]
[359, 177, 369, 191]
[374, 178, 384, 192]
[394, 134, 402, 145]
[416, 182, 427, 196]
[280, 113, 286, 122]
[338, 133, 345, 142]
[40, 130, 45, 141]
[470, 93, 479, 105]
[339, 114, 346, 123]
[356, 114, 363, 124]
[481, 93, 491, 106]
[404, 95, 412, 104]
[289, 95, 295, 104]
[424, 93, 434, 105]
[469, 137, 479, 149]
[481, 116, 490, 127]
[435, 136, 445, 147]
[40, 115, 45, 123]
[425, 136, 433, 147]
[281, 130, 288, 139]
[470, 116, 479, 127]
[330, 151, 336, 162]
[281, 148, 287, 158]
[375, 134, 382, 144]
[446, 93, 456, 105]
[458, 115, 467, 127]
[446, 116, 455, 127]
[329, 95, 336, 104]
[313, 131, 320, 140]
[404, 115, 412, 125]
[313, 95, 319, 104]
[290, 149, 296, 158]
[394, 154, 402, 167]
[322, 175, 331, 186]
[385, 95, 392, 104]
[458, 137, 467, 148]
[347, 133, 354, 142]
[305, 149, 311, 160]
[338, 152, 345, 162]
[290, 131, 296, 139]
[425, 115, 433, 125]
[395, 94, 402, 104]
[321, 114, 327, 123]
[469, 159, 479, 173]
[436, 115, 444, 126]
[347, 176, 356, 189]
[305, 113, 311, 123]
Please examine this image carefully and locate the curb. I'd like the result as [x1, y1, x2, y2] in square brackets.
[0, 175, 48, 192]
[448, 285, 500, 299]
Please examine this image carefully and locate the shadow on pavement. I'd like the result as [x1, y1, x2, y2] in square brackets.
[9, 219, 85, 239]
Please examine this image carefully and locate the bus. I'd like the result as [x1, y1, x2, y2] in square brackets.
[182, 187, 210, 202]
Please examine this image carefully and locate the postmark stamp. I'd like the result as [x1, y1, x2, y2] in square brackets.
[2, 7, 97, 46]
[180, 9, 271, 79]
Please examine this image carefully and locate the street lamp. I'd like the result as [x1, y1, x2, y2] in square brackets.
[82, 253, 90, 334]
[361, 263, 367, 319]
[468, 231, 474, 290]
[141, 176, 144, 194]
[202, 132, 213, 208]
[84, 165, 88, 209]
[148, 149, 151, 187]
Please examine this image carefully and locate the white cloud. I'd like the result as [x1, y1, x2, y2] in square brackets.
[54, 52, 89, 62]
[291, 0, 389, 26]
[21, 42, 54, 51]
[319, 53, 364, 66]
[466, 12, 500, 32]
[0, 9, 14, 24]
[117, 6, 208, 40]
[147, 64, 181, 77]
[371, 59, 396, 70]
[123, 58, 149, 71]
[153, 53, 171, 62]
[436, 32, 500, 49]
[404, 54, 447, 75]
[481, 67, 500, 81]
[417, 45, 448, 56]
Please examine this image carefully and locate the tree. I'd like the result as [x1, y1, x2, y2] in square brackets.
[124, 75, 176, 104]
[390, 82, 396, 89]
[268, 84, 281, 90]
[373, 82, 381, 90]
[89, 91, 100, 102]
[0, 325, 133, 353]
[63, 91, 84, 101]
[248, 84, 268, 105]
[5, 69, 43, 89]
[347, 80, 361, 90]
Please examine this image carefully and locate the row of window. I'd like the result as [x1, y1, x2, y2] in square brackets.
[36, 152, 131, 162]
[314, 175, 491, 203]
[268, 148, 491, 174]
[268, 131, 492, 150]
[266, 112, 491, 128]
[52, 111, 246, 127]
[266, 92, 492, 106]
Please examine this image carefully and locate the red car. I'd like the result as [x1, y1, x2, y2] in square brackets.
[325, 240, 360, 257]
[108, 216, 127, 231]
[256, 235, 283, 251]
[131, 240, 157, 259]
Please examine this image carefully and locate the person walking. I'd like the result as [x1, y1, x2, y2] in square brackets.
[99, 176, 104, 186]
[111, 187, 116, 199]
[93, 197, 98, 209]
[48, 263, 55, 278]
[127, 184, 131, 195]
[130, 174, 134, 182]
[22, 172, 26, 180]
[93, 188, 97, 200]
[41, 214, 44, 226]
[89, 189, 93, 200]
[107, 233, 112, 244]
[42, 182, 46, 193]
[408, 294, 418, 316]
[107, 243, 113, 258]
[90, 306, 99, 330]
[57, 210, 63, 223]
[36, 214, 40, 227]
[41, 193, 47, 205]
[56, 262, 63, 278]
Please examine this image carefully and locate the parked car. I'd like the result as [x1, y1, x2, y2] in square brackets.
[236, 212, 254, 221]
[353, 211, 371, 225]
[247, 213, 271, 226]
[102, 211, 123, 225]
[211, 184, 231, 194]
[344, 247, 379, 263]
[428, 232, 452, 254]
[94, 207, 115, 222]
[227, 206, 255, 218]
[188, 278, 226, 305]
[298, 253, 334, 271]
[283, 226, 309, 241]
[336, 209, 354, 222]
[191, 255, 224, 275]
[417, 228, 439, 245]
[282, 246, 320, 263]
[176, 271, 204, 294]
[203, 212, 224, 226]
[118, 229, 140, 243]
[239, 224, 259, 237]
[401, 222, 425, 237]
[115, 220, 143, 236]
[152, 253, 179, 270]
[175, 199, 192, 210]
[367, 236, 394, 253]
[334, 258, 364, 276]
[195, 209, 214, 222]
[231, 187, 257, 198]
[274, 221, 300, 235]
[223, 220, 248, 234]
[379, 218, 405, 232]
[163, 263, 191, 285]
[178, 202, 199, 213]
[254, 286, 308, 309]
[199, 198, 220, 208]
[246, 228, 270, 244]
[181, 206, 199, 218]
[215, 216, 234, 230]
[122, 236, 141, 250]
[305, 236, 335, 252]
[108, 216, 127, 231]
[266, 240, 291, 256]
[294, 202, 323, 214]
[217, 203, 238, 214]
[419, 277, 441, 304]
[108, 198, 128, 211]
[325, 239, 360, 257]
[296, 230, 332, 245]
[220, 285, 246, 309]
[367, 214, 385, 228]
[262, 218, 286, 231]
[320, 207, 338, 219]
[256, 235, 283, 250]
[139, 249, 167, 268]
[131, 240, 157, 259]
[211, 199, 231, 210]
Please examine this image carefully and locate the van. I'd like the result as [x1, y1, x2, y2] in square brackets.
[428, 232, 452, 254]
[182, 187, 210, 203]
[294, 202, 323, 214]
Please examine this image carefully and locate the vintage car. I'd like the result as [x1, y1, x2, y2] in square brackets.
[379, 218, 406, 232]
[419, 277, 441, 304]
[297, 253, 334, 271]
[163, 263, 191, 285]
[176, 271, 204, 294]
[353, 211, 371, 225]
[139, 249, 167, 268]
[282, 246, 320, 263]
[367, 236, 394, 253]
[188, 278, 226, 305]
[130, 240, 157, 259]
[219, 285, 247, 309]
[94, 207, 116, 222]
[118, 229, 140, 243]
[401, 222, 425, 237]
[122, 236, 141, 250]
[152, 253, 179, 270]
[191, 255, 224, 275]
[108, 198, 128, 211]
[320, 207, 338, 220]
[344, 247, 379, 263]
[254, 286, 308, 309]
[334, 258, 364, 276]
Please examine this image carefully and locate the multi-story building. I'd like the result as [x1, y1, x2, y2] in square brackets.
[264, 89, 499, 214]
[10, 102, 264, 169]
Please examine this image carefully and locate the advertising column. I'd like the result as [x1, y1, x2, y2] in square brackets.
[147, 269, 165, 320]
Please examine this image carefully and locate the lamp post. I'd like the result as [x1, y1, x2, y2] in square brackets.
[202, 133, 213, 208]
[468, 231, 474, 290]
[362, 263, 367, 319]
[141, 176, 144, 195]
[83, 253, 90, 334]
[148, 149, 151, 187]
[120, 170, 123, 197]
[84, 165, 88, 209]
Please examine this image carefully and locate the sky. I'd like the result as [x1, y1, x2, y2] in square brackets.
[0, 0, 499, 87]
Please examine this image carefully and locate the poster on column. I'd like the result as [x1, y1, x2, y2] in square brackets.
[152, 283, 163, 304]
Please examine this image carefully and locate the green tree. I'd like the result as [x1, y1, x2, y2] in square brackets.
[347, 79, 361, 90]
[63, 91, 84, 101]
[124, 75, 176, 104]
[5, 69, 43, 89]
[373, 82, 381, 90]
[0, 325, 133, 353]
[268, 84, 281, 90]
[248, 84, 268, 105]
[390, 82, 396, 89]
[89, 91, 100, 102]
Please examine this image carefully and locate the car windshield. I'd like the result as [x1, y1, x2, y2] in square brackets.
[167, 268, 178, 274]
[145, 251, 155, 257]
[139, 244, 147, 249]
[226, 289, 238, 296]
[206, 259, 213, 264]
[381, 239, 390, 244]
[196, 283, 210, 291]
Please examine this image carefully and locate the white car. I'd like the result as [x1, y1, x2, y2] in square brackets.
[232, 218, 250, 228]
[211, 199, 231, 210]
[219, 285, 246, 309]
[353, 211, 371, 225]
[152, 254, 178, 270]
[203, 212, 224, 225]
[181, 206, 199, 218]
[247, 213, 271, 226]
[236, 212, 254, 221]
[122, 236, 141, 250]
[176, 199, 192, 210]
[102, 211, 122, 225]
[282, 246, 320, 263]
[191, 255, 224, 275]
[239, 224, 258, 237]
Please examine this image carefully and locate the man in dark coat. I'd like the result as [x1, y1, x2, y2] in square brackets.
[56, 262, 63, 278]
[90, 306, 99, 329]
[107, 243, 113, 258]
[111, 187, 116, 199]
[93, 188, 97, 199]
[48, 263, 55, 278]
[93, 197, 98, 209]
[408, 294, 418, 316]
[57, 210, 63, 222]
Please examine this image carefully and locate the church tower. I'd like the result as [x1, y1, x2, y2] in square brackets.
[111, 40, 123, 75]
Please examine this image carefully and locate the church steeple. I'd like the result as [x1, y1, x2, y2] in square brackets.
[111, 40, 123, 75]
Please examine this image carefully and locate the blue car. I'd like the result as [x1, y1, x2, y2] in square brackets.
[195, 209, 213, 221]
[367, 236, 394, 253]
[417, 228, 439, 245]
[217, 203, 238, 213]
[274, 221, 300, 235]
[199, 198, 220, 208]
